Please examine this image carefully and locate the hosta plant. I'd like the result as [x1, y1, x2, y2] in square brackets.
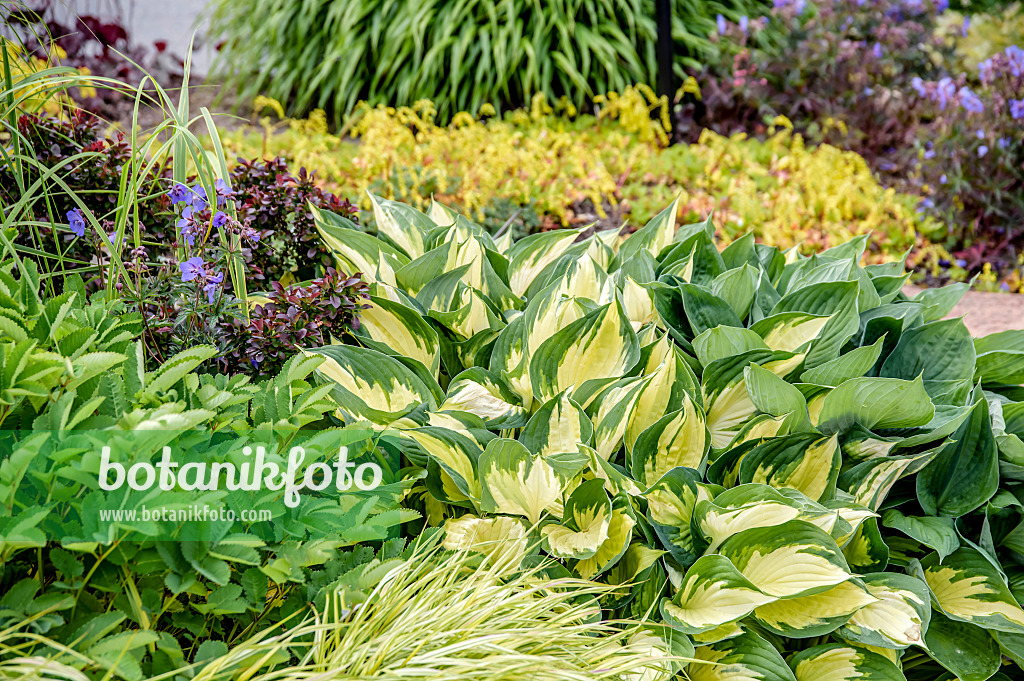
[308, 194, 1024, 680]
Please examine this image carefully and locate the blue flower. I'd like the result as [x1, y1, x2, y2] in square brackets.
[978, 145, 989, 157]
[872, 42, 883, 59]
[176, 206, 202, 246]
[911, 76, 926, 96]
[956, 259, 967, 267]
[107, 231, 125, 250]
[962, 16, 970, 38]
[211, 211, 230, 229]
[168, 183, 190, 205]
[716, 14, 727, 35]
[999, 137, 1010, 149]
[934, 77, 956, 110]
[958, 87, 983, 114]
[179, 256, 205, 282]
[1007, 45, 1024, 77]
[67, 208, 85, 238]
[863, 87, 874, 96]
[978, 58, 994, 84]
[739, 15, 749, 34]
[937, 0, 949, 12]
[976, 128, 985, 139]
[190, 184, 208, 212]
[1001, 282, 1011, 291]
[924, 149, 936, 159]
[214, 178, 234, 208]
[203, 271, 224, 304]
[939, 174, 947, 184]
[1010, 99, 1024, 120]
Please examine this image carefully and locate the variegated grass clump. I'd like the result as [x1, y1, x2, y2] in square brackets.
[304, 193, 1024, 681]
[0, 542, 691, 681]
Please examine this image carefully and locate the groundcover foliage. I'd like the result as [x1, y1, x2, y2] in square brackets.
[309, 195, 1024, 679]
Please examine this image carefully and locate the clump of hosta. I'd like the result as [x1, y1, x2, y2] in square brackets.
[308, 192, 1024, 681]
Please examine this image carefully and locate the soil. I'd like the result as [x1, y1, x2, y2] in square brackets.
[905, 286, 1024, 337]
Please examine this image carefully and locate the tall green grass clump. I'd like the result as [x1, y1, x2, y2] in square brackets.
[205, 0, 766, 122]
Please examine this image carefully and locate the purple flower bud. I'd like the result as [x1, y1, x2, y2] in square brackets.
[204, 272, 224, 304]
[739, 15, 749, 34]
[716, 14, 727, 35]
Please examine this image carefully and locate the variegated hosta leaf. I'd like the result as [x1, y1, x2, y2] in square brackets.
[837, 446, 942, 511]
[519, 391, 592, 456]
[429, 285, 505, 340]
[918, 547, 1024, 634]
[644, 467, 717, 567]
[354, 295, 441, 378]
[590, 376, 650, 459]
[737, 433, 840, 502]
[541, 479, 611, 561]
[574, 497, 636, 579]
[688, 630, 797, 681]
[631, 394, 708, 486]
[750, 312, 831, 353]
[606, 542, 666, 588]
[427, 197, 458, 227]
[507, 228, 585, 297]
[614, 195, 681, 266]
[788, 644, 906, 681]
[529, 298, 640, 403]
[439, 367, 528, 429]
[622, 276, 659, 330]
[800, 337, 885, 387]
[442, 514, 527, 564]
[836, 572, 931, 649]
[312, 206, 408, 286]
[626, 345, 697, 452]
[308, 345, 438, 425]
[751, 579, 877, 638]
[691, 621, 745, 645]
[479, 439, 566, 523]
[703, 351, 805, 449]
[409, 427, 483, 504]
[660, 555, 776, 634]
[367, 191, 432, 259]
[581, 445, 642, 497]
[718, 520, 852, 599]
[692, 484, 803, 553]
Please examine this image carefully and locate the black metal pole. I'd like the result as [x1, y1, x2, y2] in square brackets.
[656, 0, 674, 101]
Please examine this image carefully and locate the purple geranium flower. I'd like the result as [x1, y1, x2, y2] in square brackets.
[203, 271, 224, 304]
[872, 42, 883, 59]
[67, 208, 85, 238]
[1006, 45, 1024, 77]
[978, 145, 989, 157]
[1010, 99, 1024, 120]
[168, 182, 190, 205]
[958, 87, 983, 114]
[211, 211, 230, 229]
[214, 178, 234, 208]
[716, 14, 727, 35]
[739, 15, 749, 34]
[179, 256, 206, 282]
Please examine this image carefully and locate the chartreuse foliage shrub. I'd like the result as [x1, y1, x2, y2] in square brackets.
[206, 0, 766, 122]
[222, 96, 939, 259]
[307, 194, 1024, 680]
